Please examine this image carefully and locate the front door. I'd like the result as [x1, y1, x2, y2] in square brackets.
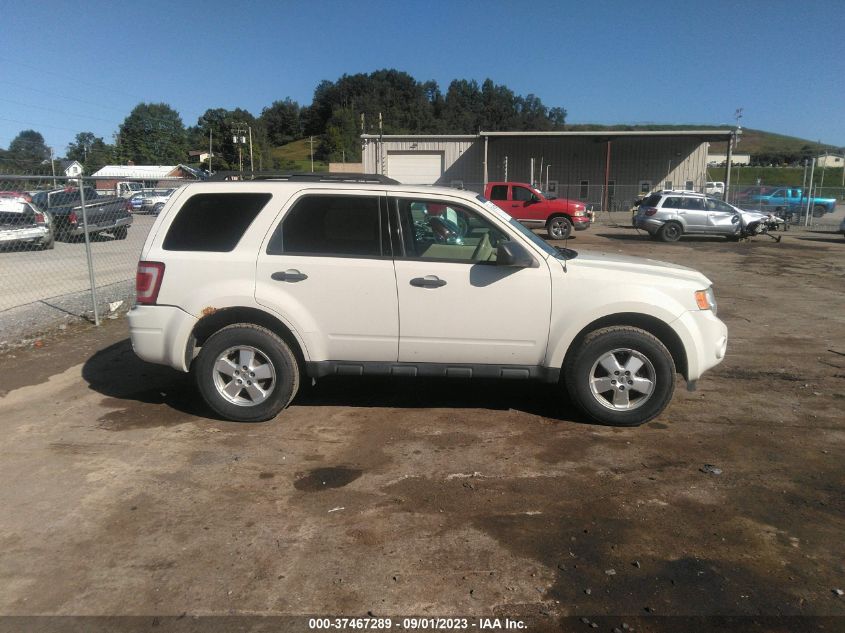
[704, 198, 740, 234]
[255, 192, 399, 362]
[390, 195, 552, 366]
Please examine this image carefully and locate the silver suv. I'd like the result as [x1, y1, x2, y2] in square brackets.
[634, 191, 741, 242]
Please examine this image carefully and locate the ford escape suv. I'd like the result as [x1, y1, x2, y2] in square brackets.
[128, 174, 727, 426]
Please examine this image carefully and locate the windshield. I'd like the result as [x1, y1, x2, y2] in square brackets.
[475, 194, 573, 260]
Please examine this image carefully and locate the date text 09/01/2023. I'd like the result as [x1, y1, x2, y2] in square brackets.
[308, 617, 528, 630]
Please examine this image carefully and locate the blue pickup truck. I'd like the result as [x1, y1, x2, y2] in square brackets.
[744, 187, 837, 218]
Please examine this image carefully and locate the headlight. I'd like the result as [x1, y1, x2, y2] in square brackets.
[573, 210, 585, 217]
[694, 287, 717, 315]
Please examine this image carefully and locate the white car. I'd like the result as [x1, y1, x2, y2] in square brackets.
[128, 176, 728, 426]
[706, 181, 725, 196]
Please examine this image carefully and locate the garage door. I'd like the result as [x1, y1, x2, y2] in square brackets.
[387, 152, 444, 184]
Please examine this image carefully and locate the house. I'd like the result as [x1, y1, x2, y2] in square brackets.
[707, 153, 750, 167]
[816, 154, 844, 168]
[90, 164, 204, 191]
[60, 160, 83, 178]
[188, 150, 211, 164]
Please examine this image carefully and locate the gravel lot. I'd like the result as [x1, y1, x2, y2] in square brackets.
[0, 221, 843, 629]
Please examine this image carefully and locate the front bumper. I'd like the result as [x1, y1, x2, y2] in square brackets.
[128, 304, 198, 372]
[572, 216, 590, 231]
[672, 309, 728, 382]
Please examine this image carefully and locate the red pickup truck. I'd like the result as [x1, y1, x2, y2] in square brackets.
[484, 182, 590, 239]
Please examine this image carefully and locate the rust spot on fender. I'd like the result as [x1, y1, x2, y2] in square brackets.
[201, 307, 217, 317]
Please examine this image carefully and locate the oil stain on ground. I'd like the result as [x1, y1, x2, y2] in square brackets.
[294, 467, 362, 492]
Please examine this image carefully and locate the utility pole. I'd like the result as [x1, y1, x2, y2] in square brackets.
[232, 124, 247, 175]
[50, 146, 56, 187]
[208, 127, 213, 175]
[309, 136, 315, 172]
[248, 126, 254, 175]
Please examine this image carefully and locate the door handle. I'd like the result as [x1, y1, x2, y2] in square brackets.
[271, 269, 308, 282]
[410, 275, 447, 288]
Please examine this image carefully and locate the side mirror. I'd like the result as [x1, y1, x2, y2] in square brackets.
[496, 241, 537, 268]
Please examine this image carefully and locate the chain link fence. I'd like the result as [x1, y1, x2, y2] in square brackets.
[0, 175, 168, 345]
[1, 172, 842, 346]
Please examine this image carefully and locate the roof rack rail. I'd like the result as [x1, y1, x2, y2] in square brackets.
[208, 171, 400, 185]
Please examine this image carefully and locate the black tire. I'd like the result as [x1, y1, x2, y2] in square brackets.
[153, 203, 164, 216]
[113, 226, 128, 240]
[564, 326, 676, 426]
[195, 324, 300, 422]
[812, 205, 826, 218]
[546, 215, 573, 240]
[658, 221, 683, 242]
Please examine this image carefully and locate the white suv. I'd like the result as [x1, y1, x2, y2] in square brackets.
[128, 175, 728, 426]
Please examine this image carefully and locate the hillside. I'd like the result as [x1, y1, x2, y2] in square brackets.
[565, 124, 836, 157]
[270, 138, 329, 172]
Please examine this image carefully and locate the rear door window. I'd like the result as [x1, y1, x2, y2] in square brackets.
[489, 185, 508, 201]
[662, 197, 684, 208]
[266, 195, 383, 257]
[163, 193, 271, 251]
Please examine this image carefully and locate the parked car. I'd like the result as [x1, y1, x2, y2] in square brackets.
[484, 181, 590, 239]
[633, 190, 781, 242]
[0, 199, 54, 250]
[128, 176, 727, 427]
[705, 181, 725, 196]
[137, 188, 176, 214]
[126, 193, 146, 213]
[746, 187, 837, 218]
[31, 187, 132, 241]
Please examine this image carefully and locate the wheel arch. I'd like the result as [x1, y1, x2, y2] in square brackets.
[561, 312, 688, 381]
[186, 306, 308, 372]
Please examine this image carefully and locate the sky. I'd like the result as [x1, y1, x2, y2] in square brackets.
[1, 0, 843, 157]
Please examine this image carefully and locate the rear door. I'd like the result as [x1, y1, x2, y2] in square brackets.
[255, 191, 399, 362]
[679, 196, 708, 231]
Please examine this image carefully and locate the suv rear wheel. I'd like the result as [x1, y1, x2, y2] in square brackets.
[195, 324, 300, 422]
[564, 326, 675, 426]
[658, 221, 683, 242]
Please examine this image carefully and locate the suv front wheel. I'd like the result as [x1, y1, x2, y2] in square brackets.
[564, 326, 676, 426]
[195, 324, 300, 422]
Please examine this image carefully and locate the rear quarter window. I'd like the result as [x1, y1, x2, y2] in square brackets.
[163, 193, 271, 252]
[643, 193, 662, 206]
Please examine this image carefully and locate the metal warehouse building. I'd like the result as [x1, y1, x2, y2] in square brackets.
[361, 130, 735, 210]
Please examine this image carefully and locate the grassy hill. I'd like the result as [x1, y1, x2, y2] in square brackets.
[270, 139, 329, 172]
[566, 124, 837, 157]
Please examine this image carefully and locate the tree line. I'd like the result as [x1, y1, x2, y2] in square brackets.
[0, 69, 568, 175]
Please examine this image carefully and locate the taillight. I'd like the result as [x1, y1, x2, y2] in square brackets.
[69, 211, 78, 225]
[644, 208, 658, 216]
[34, 212, 45, 224]
[136, 261, 165, 305]
[124, 199, 133, 212]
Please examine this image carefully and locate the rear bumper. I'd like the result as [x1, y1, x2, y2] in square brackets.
[0, 226, 50, 244]
[128, 304, 198, 372]
[633, 216, 664, 234]
[69, 215, 132, 236]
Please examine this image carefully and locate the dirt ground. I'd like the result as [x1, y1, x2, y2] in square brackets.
[0, 222, 843, 630]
